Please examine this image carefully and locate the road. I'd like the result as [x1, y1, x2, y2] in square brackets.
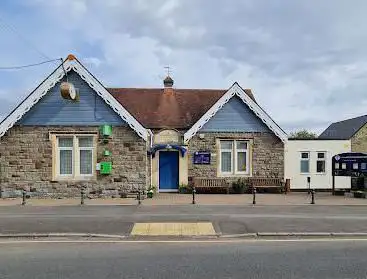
[0, 240, 366, 278]
[0, 205, 366, 236]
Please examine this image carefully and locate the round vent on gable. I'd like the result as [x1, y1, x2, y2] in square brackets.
[60, 82, 77, 100]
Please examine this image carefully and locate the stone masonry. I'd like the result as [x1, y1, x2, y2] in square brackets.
[0, 125, 148, 198]
[188, 132, 284, 183]
[351, 123, 367, 153]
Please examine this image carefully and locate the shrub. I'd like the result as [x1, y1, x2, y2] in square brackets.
[120, 192, 128, 198]
[232, 179, 249, 194]
[179, 183, 192, 194]
[353, 191, 366, 199]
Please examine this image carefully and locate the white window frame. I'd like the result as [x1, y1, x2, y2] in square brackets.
[78, 137, 94, 177]
[316, 151, 326, 174]
[219, 139, 250, 176]
[54, 134, 96, 181]
[219, 140, 233, 174]
[235, 141, 249, 175]
[300, 151, 310, 174]
[58, 137, 74, 177]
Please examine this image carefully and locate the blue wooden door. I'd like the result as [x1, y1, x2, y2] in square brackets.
[159, 151, 179, 191]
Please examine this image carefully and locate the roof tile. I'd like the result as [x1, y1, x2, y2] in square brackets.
[318, 115, 367, 139]
[108, 88, 255, 129]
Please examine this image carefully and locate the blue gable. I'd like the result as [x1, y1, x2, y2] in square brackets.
[200, 96, 270, 132]
[18, 70, 126, 126]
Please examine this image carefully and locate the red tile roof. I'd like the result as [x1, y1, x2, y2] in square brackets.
[108, 87, 255, 129]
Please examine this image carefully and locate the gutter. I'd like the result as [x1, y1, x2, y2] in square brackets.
[147, 129, 154, 188]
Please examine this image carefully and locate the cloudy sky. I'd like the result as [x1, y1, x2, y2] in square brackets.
[1, 0, 366, 134]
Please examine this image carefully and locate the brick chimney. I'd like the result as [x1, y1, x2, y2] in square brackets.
[163, 75, 174, 95]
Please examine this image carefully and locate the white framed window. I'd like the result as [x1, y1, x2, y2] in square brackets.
[58, 137, 74, 176]
[235, 141, 248, 174]
[78, 137, 94, 175]
[219, 140, 250, 175]
[300, 152, 310, 173]
[54, 135, 96, 180]
[220, 140, 233, 174]
[316, 152, 326, 173]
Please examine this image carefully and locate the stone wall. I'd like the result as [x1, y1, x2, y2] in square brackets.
[351, 123, 367, 153]
[187, 132, 284, 183]
[0, 126, 147, 198]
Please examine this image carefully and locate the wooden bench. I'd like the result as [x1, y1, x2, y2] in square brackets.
[249, 178, 285, 193]
[192, 177, 230, 194]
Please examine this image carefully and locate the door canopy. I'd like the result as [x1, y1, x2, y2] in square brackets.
[148, 144, 187, 158]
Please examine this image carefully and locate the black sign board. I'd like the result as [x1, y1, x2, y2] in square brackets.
[332, 152, 367, 177]
[193, 151, 211, 164]
[331, 152, 367, 195]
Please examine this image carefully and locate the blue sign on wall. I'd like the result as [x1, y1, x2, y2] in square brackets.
[193, 151, 211, 164]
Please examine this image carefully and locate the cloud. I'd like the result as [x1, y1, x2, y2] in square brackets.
[1, 0, 367, 134]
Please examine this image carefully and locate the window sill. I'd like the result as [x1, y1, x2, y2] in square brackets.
[217, 173, 252, 178]
[300, 173, 327, 176]
[52, 176, 96, 182]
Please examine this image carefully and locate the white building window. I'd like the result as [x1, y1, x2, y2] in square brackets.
[219, 140, 250, 175]
[300, 152, 310, 173]
[316, 152, 326, 173]
[54, 135, 96, 180]
[220, 140, 233, 173]
[79, 137, 94, 175]
[58, 137, 74, 176]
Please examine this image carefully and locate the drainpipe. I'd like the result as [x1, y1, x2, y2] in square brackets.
[148, 129, 154, 190]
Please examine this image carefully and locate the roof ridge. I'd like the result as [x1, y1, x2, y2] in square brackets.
[332, 114, 367, 124]
[107, 87, 228, 91]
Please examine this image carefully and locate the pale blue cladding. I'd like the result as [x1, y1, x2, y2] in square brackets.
[200, 96, 270, 132]
[18, 70, 126, 126]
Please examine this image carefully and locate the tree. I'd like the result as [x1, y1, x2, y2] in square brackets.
[289, 129, 317, 139]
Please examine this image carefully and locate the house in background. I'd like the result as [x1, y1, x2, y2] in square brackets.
[285, 139, 351, 190]
[318, 115, 367, 153]
[0, 55, 287, 198]
[284, 115, 367, 191]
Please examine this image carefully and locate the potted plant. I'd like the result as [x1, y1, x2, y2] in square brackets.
[147, 185, 157, 198]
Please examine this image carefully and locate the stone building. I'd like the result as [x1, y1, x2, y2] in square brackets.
[0, 55, 287, 197]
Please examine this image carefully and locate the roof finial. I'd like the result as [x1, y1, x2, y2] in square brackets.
[163, 66, 174, 88]
[164, 66, 171, 76]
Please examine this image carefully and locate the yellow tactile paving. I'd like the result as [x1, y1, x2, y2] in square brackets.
[131, 222, 216, 236]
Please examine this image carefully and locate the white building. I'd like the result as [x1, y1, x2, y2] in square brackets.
[285, 139, 351, 190]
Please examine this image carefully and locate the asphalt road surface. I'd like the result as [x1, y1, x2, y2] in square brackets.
[0, 240, 366, 278]
[0, 205, 366, 235]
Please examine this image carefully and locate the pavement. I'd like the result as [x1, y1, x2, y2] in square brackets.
[1, 240, 367, 278]
[0, 201, 366, 238]
[1, 192, 366, 206]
